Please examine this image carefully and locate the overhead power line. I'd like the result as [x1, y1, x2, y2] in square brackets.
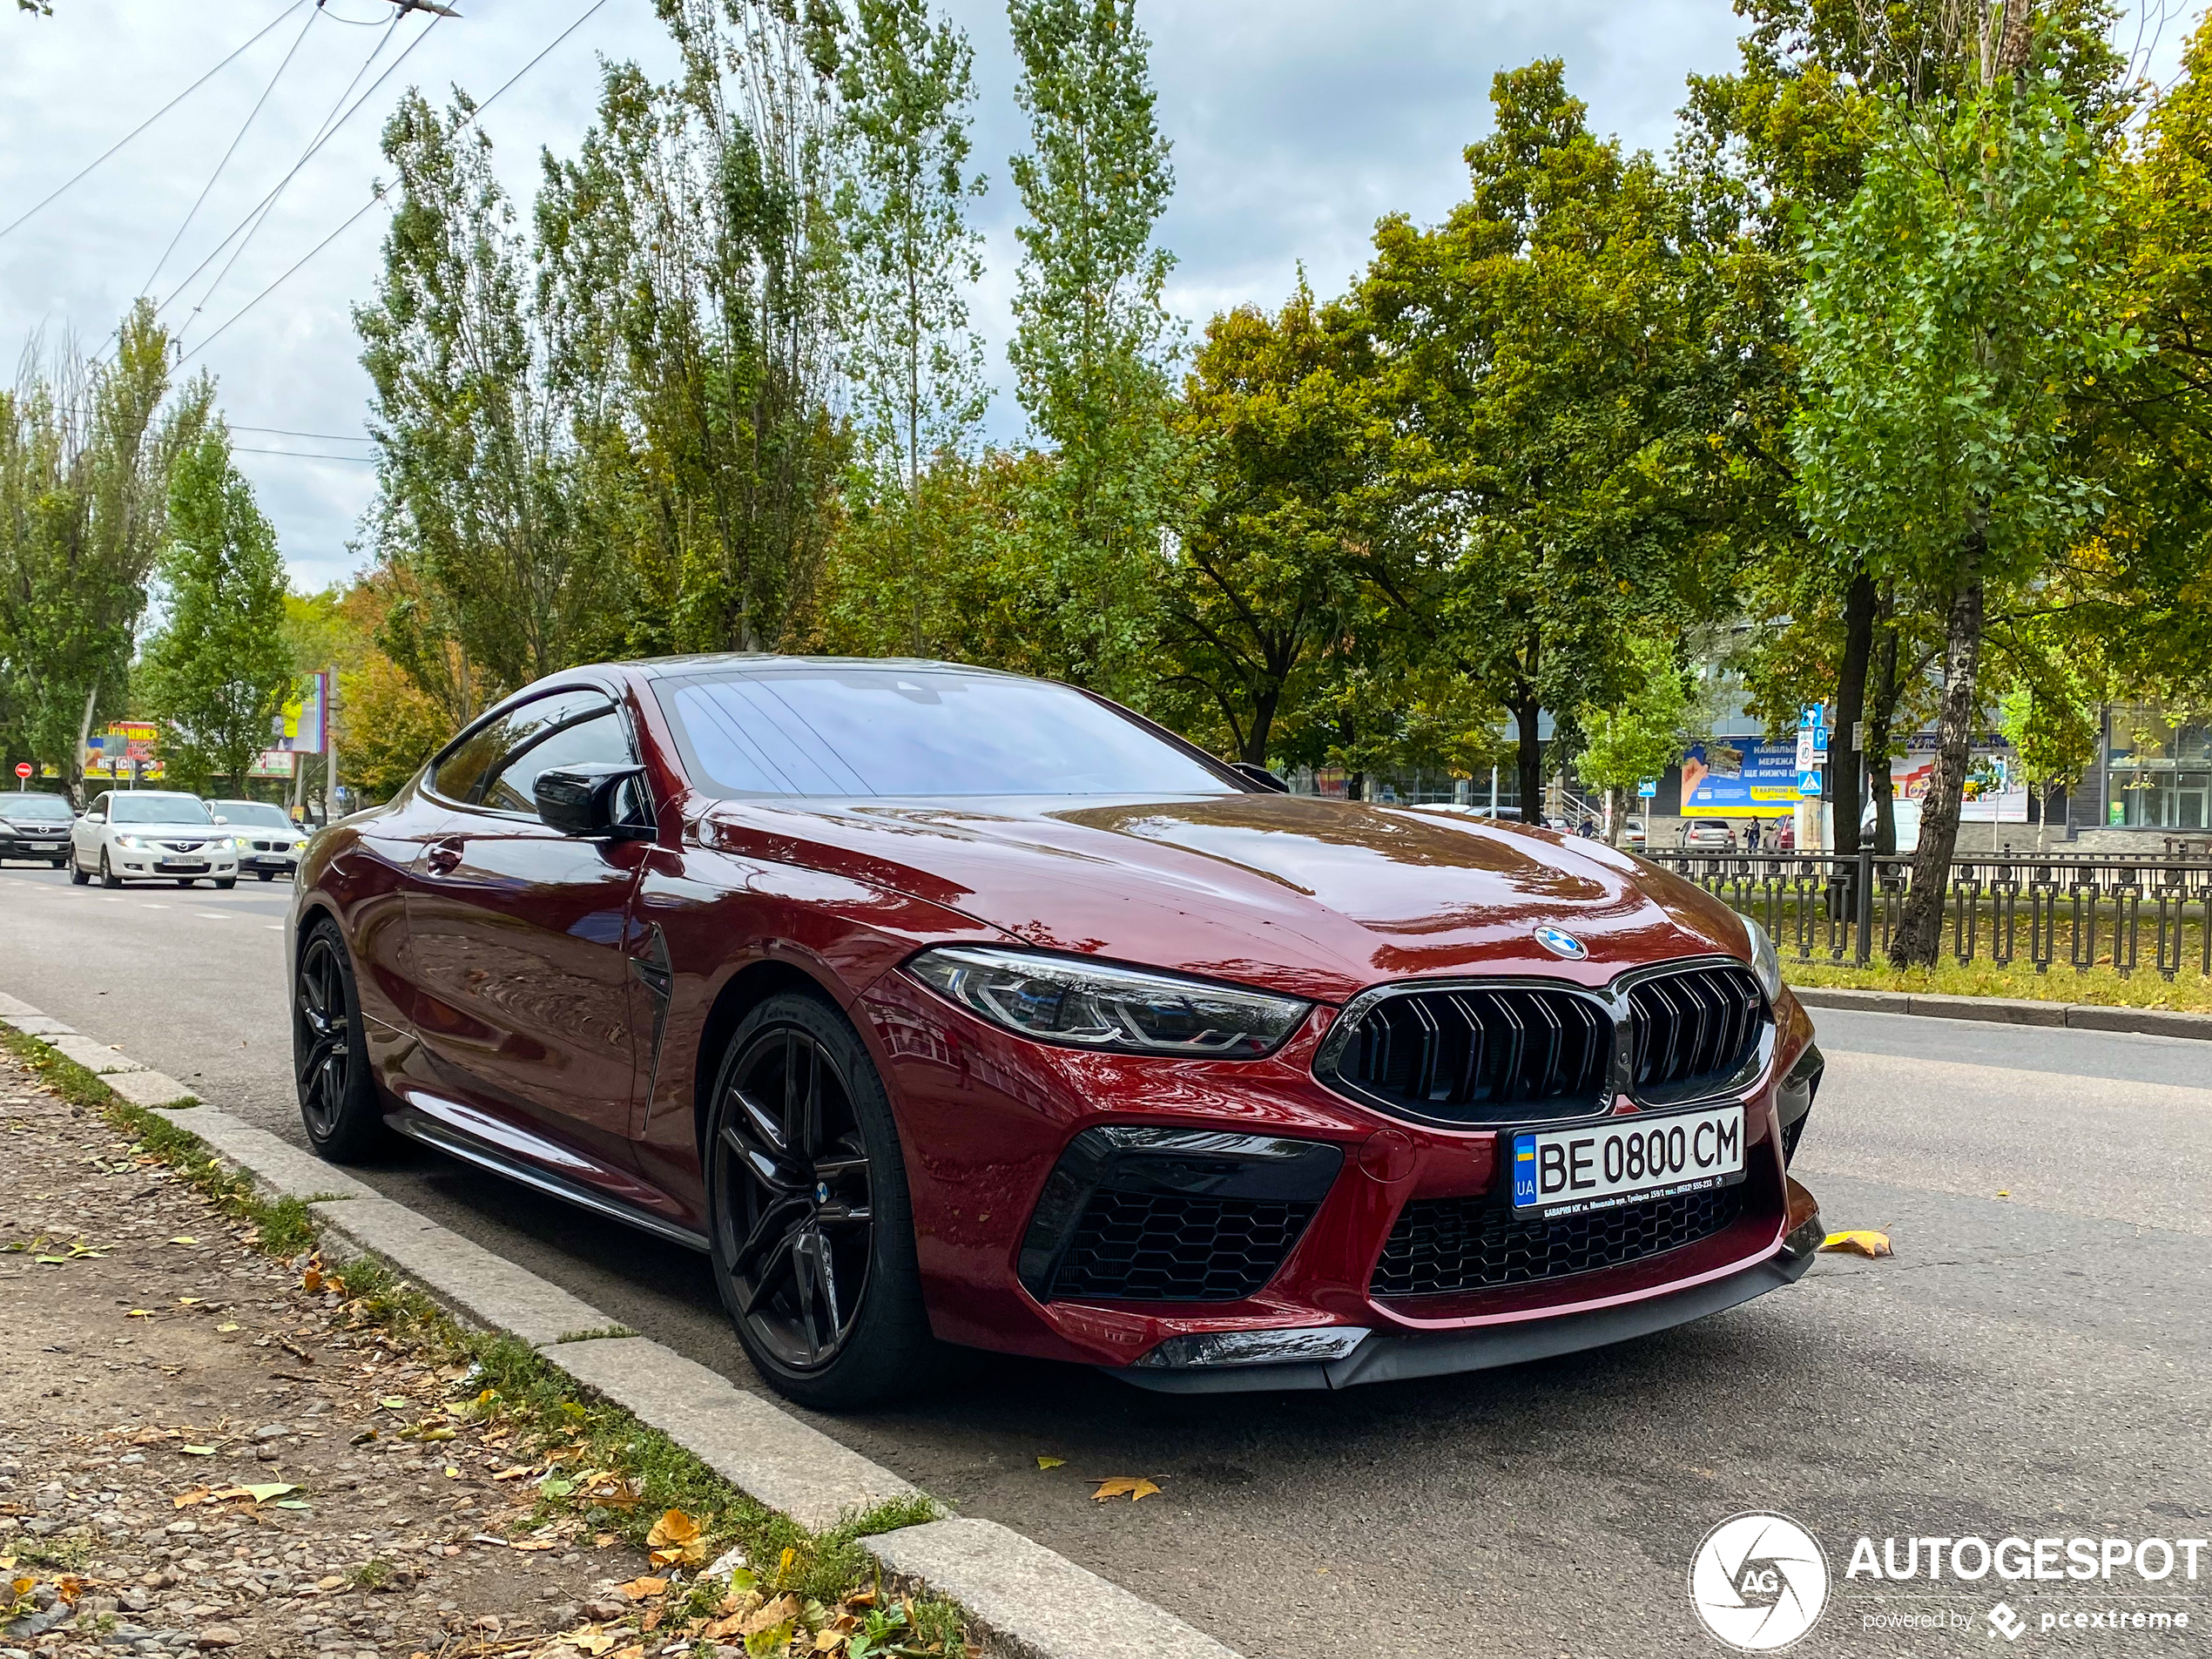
[232, 446, 378, 462]
[155, 10, 441, 340]
[176, 10, 406, 342]
[182, 0, 616, 365]
[231, 425, 375, 442]
[142, 2, 321, 297]
[0, 0, 310, 245]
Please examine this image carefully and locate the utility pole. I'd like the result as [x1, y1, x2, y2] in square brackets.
[325, 666, 341, 824]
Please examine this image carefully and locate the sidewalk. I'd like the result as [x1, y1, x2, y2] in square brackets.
[0, 1041, 960, 1659]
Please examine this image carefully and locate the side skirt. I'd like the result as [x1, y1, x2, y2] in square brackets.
[385, 1103, 710, 1254]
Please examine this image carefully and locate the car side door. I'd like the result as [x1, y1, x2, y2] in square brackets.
[401, 690, 651, 1170]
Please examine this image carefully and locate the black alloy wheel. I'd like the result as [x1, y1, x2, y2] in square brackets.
[706, 991, 937, 1407]
[293, 921, 384, 1160]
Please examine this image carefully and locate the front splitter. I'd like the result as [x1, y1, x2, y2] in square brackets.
[1113, 1231, 1819, 1394]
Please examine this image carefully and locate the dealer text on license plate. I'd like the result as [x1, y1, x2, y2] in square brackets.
[1511, 1104, 1744, 1217]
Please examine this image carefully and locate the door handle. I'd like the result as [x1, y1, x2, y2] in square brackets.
[424, 839, 464, 876]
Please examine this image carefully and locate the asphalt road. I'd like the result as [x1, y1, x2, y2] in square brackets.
[3, 860, 2209, 1657]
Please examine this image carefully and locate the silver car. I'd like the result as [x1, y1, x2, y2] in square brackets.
[69, 791, 239, 888]
[209, 799, 308, 881]
[0, 792, 75, 866]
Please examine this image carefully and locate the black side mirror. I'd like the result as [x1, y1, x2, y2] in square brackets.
[1230, 761, 1289, 793]
[534, 763, 655, 840]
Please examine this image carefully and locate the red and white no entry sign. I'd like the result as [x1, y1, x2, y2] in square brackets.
[12, 762, 30, 779]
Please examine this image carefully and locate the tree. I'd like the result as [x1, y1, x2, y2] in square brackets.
[0, 304, 203, 798]
[837, 0, 988, 654]
[1362, 60, 1709, 823]
[1160, 281, 1379, 765]
[1578, 633, 1696, 843]
[1005, 0, 1177, 695]
[1792, 45, 2139, 965]
[359, 92, 624, 714]
[139, 428, 294, 796]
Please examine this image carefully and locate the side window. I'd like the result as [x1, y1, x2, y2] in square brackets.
[430, 690, 612, 806]
[482, 706, 637, 815]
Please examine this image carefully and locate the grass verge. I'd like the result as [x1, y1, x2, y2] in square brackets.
[0, 1022, 973, 1656]
[1786, 956, 2212, 1014]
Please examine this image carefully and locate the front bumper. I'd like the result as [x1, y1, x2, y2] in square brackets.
[860, 974, 1826, 1383]
[0, 837, 69, 859]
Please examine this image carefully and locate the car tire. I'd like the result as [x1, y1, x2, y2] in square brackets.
[293, 920, 385, 1162]
[49, 856, 65, 868]
[68, 850, 88, 885]
[98, 851, 121, 889]
[704, 989, 941, 1409]
[257, 871, 274, 882]
[177, 879, 195, 888]
[214, 877, 235, 890]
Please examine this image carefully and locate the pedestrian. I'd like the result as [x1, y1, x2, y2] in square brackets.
[1578, 816, 1598, 838]
[1746, 821, 1762, 853]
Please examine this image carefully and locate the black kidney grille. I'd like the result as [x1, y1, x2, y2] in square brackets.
[1371, 1186, 1745, 1298]
[1628, 965, 1765, 1101]
[1049, 1190, 1318, 1302]
[1330, 987, 1612, 1123]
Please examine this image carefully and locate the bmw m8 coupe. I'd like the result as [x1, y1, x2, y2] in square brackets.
[290, 656, 1824, 1406]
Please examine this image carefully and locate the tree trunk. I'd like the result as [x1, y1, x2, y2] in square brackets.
[1867, 602, 1900, 857]
[1513, 697, 1543, 825]
[1833, 564, 1875, 857]
[1889, 563, 1986, 967]
[1244, 685, 1279, 766]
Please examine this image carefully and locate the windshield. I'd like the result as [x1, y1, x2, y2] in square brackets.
[3, 795, 72, 820]
[657, 667, 1235, 799]
[106, 794, 213, 826]
[212, 801, 293, 828]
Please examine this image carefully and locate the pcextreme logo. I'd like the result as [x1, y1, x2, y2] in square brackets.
[1689, 1513, 1831, 1651]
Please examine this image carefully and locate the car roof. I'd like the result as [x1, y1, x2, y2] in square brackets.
[607, 652, 1026, 684]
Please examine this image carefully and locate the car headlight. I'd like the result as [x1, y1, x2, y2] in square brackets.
[1743, 914, 1784, 1001]
[116, 834, 145, 850]
[907, 946, 1311, 1058]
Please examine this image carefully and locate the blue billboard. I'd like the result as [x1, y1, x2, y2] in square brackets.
[1681, 740, 1805, 819]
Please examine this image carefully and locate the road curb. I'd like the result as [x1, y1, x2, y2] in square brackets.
[1789, 983, 2212, 1041]
[1, 999, 1251, 1659]
[867, 1518, 1241, 1659]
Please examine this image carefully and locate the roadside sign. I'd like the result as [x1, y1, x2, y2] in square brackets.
[1637, 779, 1657, 799]
[1798, 770, 1823, 793]
[12, 762, 28, 779]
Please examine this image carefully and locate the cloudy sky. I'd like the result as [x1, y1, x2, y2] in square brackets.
[0, 0, 2190, 594]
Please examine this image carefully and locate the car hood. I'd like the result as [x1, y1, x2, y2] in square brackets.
[109, 823, 227, 839]
[695, 792, 1754, 1004]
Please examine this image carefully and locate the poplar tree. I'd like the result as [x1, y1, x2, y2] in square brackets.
[1006, 0, 1177, 695]
[836, 0, 988, 655]
[139, 428, 294, 795]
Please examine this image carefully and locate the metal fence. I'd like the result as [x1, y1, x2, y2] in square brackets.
[1645, 849, 2212, 981]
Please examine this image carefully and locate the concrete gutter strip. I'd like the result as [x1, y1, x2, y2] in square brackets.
[10, 1015, 78, 1037]
[3, 998, 1249, 1659]
[546, 1337, 920, 1534]
[1790, 983, 2212, 1040]
[868, 1518, 1242, 1659]
[47, 1032, 148, 1074]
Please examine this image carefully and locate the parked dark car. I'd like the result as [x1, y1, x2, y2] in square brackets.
[0, 791, 74, 865]
[289, 657, 1824, 1406]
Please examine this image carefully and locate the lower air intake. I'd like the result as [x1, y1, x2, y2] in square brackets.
[1050, 1190, 1319, 1301]
[1372, 1186, 1745, 1298]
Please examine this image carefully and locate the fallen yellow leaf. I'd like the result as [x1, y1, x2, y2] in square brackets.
[1090, 1476, 1162, 1503]
[215, 1323, 240, 1332]
[646, 1508, 706, 1567]
[617, 1576, 668, 1601]
[1035, 1454, 1065, 1470]
[168, 1237, 198, 1246]
[738, 1595, 799, 1638]
[125, 1309, 152, 1318]
[1819, 1229, 1893, 1258]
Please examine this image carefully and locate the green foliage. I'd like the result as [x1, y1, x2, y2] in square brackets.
[0, 304, 205, 792]
[1157, 281, 1380, 764]
[1006, 0, 1178, 695]
[837, 0, 988, 655]
[1577, 633, 1695, 793]
[138, 427, 294, 795]
[1361, 60, 1712, 818]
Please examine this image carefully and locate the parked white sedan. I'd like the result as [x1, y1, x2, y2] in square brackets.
[69, 791, 239, 888]
[209, 799, 308, 881]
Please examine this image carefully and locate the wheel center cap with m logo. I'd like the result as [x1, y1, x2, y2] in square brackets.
[1533, 925, 1588, 960]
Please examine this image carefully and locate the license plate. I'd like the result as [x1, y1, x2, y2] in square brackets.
[158, 860, 207, 872]
[1511, 1105, 1745, 1217]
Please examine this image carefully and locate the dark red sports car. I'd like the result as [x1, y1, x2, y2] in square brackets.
[290, 656, 1824, 1406]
